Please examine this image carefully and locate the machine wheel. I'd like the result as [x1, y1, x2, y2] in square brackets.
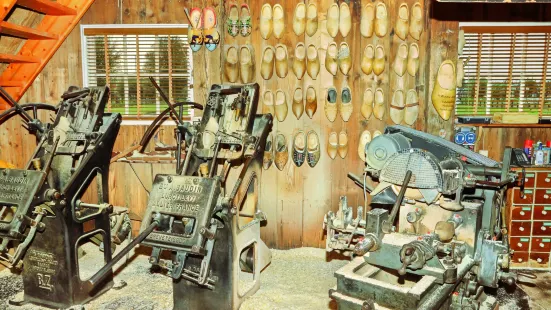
[0, 103, 57, 128]
[138, 102, 197, 153]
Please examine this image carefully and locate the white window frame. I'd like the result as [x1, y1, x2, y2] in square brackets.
[80, 24, 195, 125]
[458, 22, 551, 118]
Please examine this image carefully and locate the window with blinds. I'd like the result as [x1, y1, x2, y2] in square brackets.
[456, 24, 551, 118]
[81, 25, 193, 118]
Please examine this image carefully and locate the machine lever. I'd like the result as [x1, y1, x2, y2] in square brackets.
[86, 221, 158, 289]
[383, 170, 412, 233]
[398, 246, 416, 275]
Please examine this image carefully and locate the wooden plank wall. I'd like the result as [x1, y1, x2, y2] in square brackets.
[243, 0, 431, 248]
[424, 3, 458, 138]
[474, 128, 550, 161]
[1, 0, 551, 249]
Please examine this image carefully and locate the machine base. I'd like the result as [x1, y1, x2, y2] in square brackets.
[330, 257, 499, 310]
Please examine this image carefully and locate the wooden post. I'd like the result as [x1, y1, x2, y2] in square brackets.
[424, 3, 459, 139]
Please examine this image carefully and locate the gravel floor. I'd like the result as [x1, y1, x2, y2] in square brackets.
[0, 244, 548, 310]
[0, 246, 347, 310]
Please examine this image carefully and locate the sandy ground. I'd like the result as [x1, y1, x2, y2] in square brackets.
[0, 246, 347, 310]
[515, 272, 551, 310]
[0, 244, 550, 310]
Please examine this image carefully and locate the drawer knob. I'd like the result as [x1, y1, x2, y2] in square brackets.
[543, 211, 548, 215]
[526, 178, 529, 182]
[519, 227, 525, 231]
[540, 243, 545, 248]
[546, 178, 550, 182]
[537, 258, 543, 263]
[518, 258, 524, 262]
[520, 211, 525, 216]
[542, 227, 547, 231]
[518, 242, 523, 247]
[545, 194, 549, 199]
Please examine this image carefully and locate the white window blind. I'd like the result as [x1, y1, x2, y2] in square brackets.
[81, 25, 193, 118]
[456, 25, 551, 118]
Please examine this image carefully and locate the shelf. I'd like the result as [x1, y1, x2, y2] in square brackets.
[455, 123, 551, 128]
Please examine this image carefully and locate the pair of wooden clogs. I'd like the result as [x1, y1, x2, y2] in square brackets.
[189, 7, 219, 52]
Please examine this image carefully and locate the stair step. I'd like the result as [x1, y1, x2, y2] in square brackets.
[16, 0, 76, 16]
[0, 54, 40, 63]
[0, 0, 95, 109]
[0, 80, 23, 87]
[0, 21, 57, 39]
[1, 0, 17, 20]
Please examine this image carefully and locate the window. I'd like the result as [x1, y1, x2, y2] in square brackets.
[456, 23, 551, 119]
[81, 25, 193, 120]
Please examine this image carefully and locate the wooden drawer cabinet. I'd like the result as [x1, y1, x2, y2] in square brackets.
[511, 206, 532, 221]
[512, 188, 533, 204]
[509, 167, 551, 270]
[522, 172, 536, 188]
[532, 222, 551, 236]
[535, 189, 551, 204]
[533, 206, 551, 220]
[511, 251, 529, 267]
[510, 221, 532, 236]
[530, 252, 550, 268]
[531, 237, 551, 252]
[536, 172, 551, 188]
[510, 237, 530, 251]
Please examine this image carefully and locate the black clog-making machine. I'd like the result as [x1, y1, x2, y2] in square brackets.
[0, 86, 123, 309]
[86, 80, 273, 310]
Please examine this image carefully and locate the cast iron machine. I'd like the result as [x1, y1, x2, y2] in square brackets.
[324, 125, 534, 310]
[0, 86, 123, 308]
[87, 81, 273, 309]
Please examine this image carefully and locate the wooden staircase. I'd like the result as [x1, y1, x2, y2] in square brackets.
[0, 0, 95, 109]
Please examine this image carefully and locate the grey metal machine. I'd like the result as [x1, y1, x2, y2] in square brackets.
[87, 82, 272, 310]
[324, 125, 534, 310]
[0, 86, 127, 308]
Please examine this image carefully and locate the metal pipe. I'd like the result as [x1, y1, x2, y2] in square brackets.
[475, 179, 513, 188]
[465, 165, 502, 177]
[175, 103, 185, 173]
[180, 134, 196, 175]
[175, 131, 182, 174]
[42, 136, 60, 176]
[86, 221, 158, 288]
[24, 135, 47, 170]
[347, 173, 374, 193]
[208, 137, 222, 178]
